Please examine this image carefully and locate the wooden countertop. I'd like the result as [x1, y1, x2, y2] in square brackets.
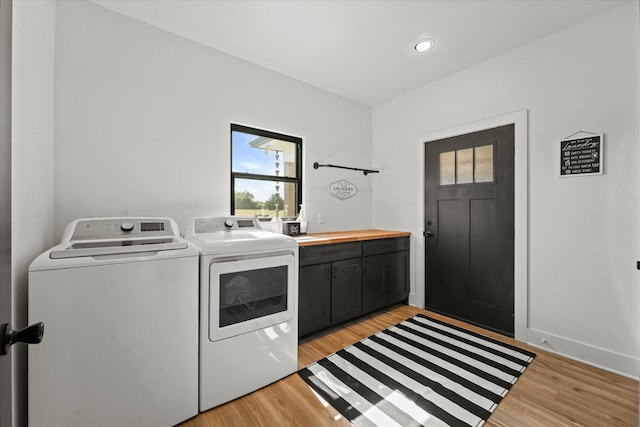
[293, 229, 410, 247]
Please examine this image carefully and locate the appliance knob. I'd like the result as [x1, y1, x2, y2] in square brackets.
[121, 222, 135, 232]
[224, 219, 234, 228]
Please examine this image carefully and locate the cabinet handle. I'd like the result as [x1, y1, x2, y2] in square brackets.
[325, 265, 331, 280]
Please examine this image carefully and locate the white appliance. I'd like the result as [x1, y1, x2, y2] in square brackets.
[28, 217, 199, 427]
[186, 216, 298, 411]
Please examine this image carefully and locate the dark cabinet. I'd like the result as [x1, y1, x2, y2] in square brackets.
[387, 250, 410, 303]
[362, 254, 387, 312]
[298, 237, 408, 337]
[330, 258, 362, 324]
[362, 237, 410, 312]
[298, 263, 331, 337]
[299, 241, 362, 265]
[299, 242, 362, 337]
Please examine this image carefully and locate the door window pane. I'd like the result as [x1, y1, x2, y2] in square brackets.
[438, 144, 494, 186]
[456, 148, 473, 184]
[474, 144, 494, 182]
[439, 151, 455, 185]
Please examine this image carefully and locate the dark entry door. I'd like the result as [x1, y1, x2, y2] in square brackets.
[425, 124, 514, 336]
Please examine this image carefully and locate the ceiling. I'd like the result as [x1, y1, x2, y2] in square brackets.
[90, 0, 630, 106]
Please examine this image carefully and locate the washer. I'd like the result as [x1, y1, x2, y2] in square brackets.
[186, 216, 298, 411]
[28, 217, 199, 427]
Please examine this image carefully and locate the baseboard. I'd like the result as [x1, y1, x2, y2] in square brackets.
[408, 292, 422, 309]
[526, 328, 639, 379]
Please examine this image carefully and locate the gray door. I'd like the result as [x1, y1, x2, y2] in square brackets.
[0, 1, 12, 425]
[425, 124, 515, 336]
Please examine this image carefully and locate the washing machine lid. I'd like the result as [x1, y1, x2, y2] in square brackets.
[49, 217, 190, 259]
[49, 237, 189, 259]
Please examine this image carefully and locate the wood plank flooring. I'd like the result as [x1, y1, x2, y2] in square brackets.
[179, 305, 639, 427]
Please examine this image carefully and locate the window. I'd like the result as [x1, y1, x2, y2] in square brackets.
[439, 144, 494, 185]
[231, 124, 302, 219]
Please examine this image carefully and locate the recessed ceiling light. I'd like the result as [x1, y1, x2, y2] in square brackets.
[414, 38, 435, 53]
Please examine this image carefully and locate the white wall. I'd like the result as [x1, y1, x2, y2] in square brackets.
[11, 1, 56, 426]
[372, 2, 640, 377]
[54, 1, 373, 239]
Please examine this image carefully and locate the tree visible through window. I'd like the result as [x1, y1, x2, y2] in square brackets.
[231, 124, 302, 220]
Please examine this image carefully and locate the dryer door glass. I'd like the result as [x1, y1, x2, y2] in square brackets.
[209, 253, 295, 342]
[219, 266, 287, 327]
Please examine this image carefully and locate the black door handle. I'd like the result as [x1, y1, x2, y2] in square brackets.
[0, 322, 44, 356]
[426, 230, 434, 238]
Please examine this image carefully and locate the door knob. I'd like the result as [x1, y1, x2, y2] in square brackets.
[426, 230, 434, 238]
[0, 322, 44, 356]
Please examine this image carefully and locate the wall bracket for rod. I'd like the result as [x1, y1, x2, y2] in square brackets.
[313, 162, 379, 176]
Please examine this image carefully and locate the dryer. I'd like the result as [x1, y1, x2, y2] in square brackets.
[186, 216, 298, 411]
[28, 217, 199, 427]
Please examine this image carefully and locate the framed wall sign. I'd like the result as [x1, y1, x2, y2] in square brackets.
[559, 134, 603, 177]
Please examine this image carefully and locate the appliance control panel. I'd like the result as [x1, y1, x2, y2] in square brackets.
[194, 216, 261, 234]
[69, 218, 175, 241]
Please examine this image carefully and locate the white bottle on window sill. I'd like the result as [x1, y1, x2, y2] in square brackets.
[271, 206, 283, 234]
[296, 204, 308, 235]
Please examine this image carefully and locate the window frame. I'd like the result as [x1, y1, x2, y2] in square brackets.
[230, 123, 303, 218]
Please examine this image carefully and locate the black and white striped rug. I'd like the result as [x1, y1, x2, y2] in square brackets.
[298, 314, 535, 427]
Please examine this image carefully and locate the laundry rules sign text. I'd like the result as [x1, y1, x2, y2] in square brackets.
[559, 134, 603, 177]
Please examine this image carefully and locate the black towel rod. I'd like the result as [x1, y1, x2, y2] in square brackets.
[313, 162, 379, 176]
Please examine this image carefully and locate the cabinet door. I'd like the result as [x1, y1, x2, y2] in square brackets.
[362, 254, 387, 313]
[388, 251, 410, 304]
[299, 264, 331, 337]
[331, 258, 362, 324]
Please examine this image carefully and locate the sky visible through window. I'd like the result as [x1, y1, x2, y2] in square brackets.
[232, 131, 283, 204]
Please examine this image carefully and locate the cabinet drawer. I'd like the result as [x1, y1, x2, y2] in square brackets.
[299, 242, 362, 266]
[362, 237, 409, 256]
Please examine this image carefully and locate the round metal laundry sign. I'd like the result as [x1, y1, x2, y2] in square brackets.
[328, 180, 357, 200]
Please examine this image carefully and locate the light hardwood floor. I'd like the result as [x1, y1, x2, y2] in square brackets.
[179, 305, 639, 427]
